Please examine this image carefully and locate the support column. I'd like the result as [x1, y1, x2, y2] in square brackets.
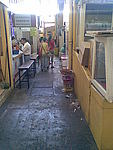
[68, 0, 73, 69]
[79, 3, 86, 46]
[58, 12, 63, 51]
[73, 0, 76, 52]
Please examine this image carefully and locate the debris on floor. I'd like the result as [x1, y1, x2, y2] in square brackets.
[62, 88, 65, 92]
[65, 93, 73, 98]
[65, 94, 70, 98]
[81, 118, 83, 121]
[70, 100, 81, 112]
[0, 58, 98, 150]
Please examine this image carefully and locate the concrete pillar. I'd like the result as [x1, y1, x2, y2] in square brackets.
[79, 3, 86, 46]
[33, 35, 37, 53]
[58, 12, 64, 51]
[73, 1, 76, 52]
[55, 12, 64, 52]
[68, 0, 73, 69]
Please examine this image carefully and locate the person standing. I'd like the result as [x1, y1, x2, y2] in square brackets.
[41, 37, 49, 71]
[21, 38, 31, 62]
[48, 35, 55, 68]
[12, 36, 17, 49]
[38, 37, 43, 59]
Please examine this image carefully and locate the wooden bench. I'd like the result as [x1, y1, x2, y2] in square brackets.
[30, 54, 39, 74]
[18, 60, 34, 89]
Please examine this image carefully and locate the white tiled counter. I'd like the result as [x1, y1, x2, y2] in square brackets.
[12, 50, 24, 86]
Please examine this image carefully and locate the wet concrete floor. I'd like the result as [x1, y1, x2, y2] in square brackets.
[0, 58, 98, 150]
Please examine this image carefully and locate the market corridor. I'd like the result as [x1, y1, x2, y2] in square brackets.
[0, 58, 97, 150]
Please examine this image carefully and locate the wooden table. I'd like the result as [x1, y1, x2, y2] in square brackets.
[30, 54, 39, 74]
[18, 60, 34, 89]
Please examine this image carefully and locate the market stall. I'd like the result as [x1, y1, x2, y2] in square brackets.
[70, 1, 113, 149]
[12, 14, 39, 54]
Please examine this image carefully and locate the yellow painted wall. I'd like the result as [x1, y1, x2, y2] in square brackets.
[0, 3, 13, 87]
[4, 7, 13, 87]
[90, 86, 104, 150]
[73, 52, 91, 122]
[90, 86, 113, 150]
[0, 5, 9, 84]
[69, 1, 113, 149]
[73, 51, 113, 149]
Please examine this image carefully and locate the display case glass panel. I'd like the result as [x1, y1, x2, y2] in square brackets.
[85, 4, 113, 31]
[92, 36, 113, 102]
[94, 41, 106, 89]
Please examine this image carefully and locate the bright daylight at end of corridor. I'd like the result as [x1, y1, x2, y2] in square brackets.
[0, 0, 113, 150]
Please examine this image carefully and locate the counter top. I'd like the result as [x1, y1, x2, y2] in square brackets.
[12, 50, 23, 60]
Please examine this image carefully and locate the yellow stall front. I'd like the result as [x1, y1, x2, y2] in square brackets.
[0, 1, 13, 106]
[69, 1, 113, 149]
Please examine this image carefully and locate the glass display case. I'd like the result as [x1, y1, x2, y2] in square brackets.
[85, 4, 113, 31]
[92, 34, 113, 102]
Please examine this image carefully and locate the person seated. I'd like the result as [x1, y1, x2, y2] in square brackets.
[21, 38, 31, 62]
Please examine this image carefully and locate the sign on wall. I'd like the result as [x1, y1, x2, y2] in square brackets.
[13, 14, 37, 27]
[14, 15, 31, 27]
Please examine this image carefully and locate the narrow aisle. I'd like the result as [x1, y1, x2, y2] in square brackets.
[0, 58, 98, 150]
